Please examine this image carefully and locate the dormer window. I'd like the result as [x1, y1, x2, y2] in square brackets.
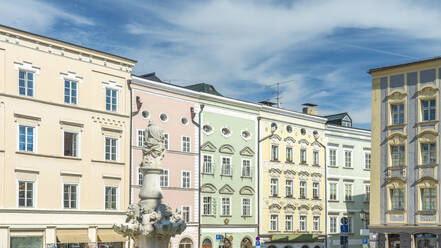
[342, 115, 352, 127]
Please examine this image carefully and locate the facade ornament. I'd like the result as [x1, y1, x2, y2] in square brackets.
[418, 85, 439, 99]
[113, 121, 186, 248]
[387, 132, 407, 146]
[387, 90, 407, 102]
[417, 129, 438, 143]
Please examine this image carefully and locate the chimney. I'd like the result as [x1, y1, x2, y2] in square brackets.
[302, 103, 318, 115]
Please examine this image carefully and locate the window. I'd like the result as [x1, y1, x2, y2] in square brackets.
[64, 80, 78, 104]
[344, 150, 352, 168]
[329, 216, 337, 233]
[105, 186, 117, 210]
[286, 147, 293, 162]
[285, 215, 293, 231]
[105, 137, 118, 161]
[422, 99, 436, 121]
[270, 215, 279, 231]
[221, 128, 231, 136]
[242, 159, 251, 177]
[300, 149, 307, 164]
[390, 189, 404, 210]
[63, 184, 78, 209]
[202, 196, 213, 215]
[242, 198, 251, 216]
[299, 215, 307, 231]
[179, 238, 193, 248]
[313, 182, 319, 199]
[421, 143, 436, 165]
[142, 110, 150, 119]
[221, 197, 231, 216]
[18, 125, 35, 152]
[105, 88, 117, 111]
[202, 125, 212, 134]
[329, 183, 337, 201]
[271, 145, 279, 161]
[137, 130, 145, 147]
[182, 136, 191, 152]
[160, 169, 169, 187]
[346, 216, 353, 233]
[344, 184, 353, 201]
[300, 181, 307, 199]
[285, 180, 293, 197]
[365, 152, 371, 169]
[160, 113, 168, 122]
[182, 206, 190, 222]
[203, 155, 213, 174]
[138, 168, 143, 185]
[391, 104, 404, 125]
[313, 216, 320, 231]
[164, 133, 169, 150]
[365, 185, 370, 201]
[391, 145, 405, 166]
[221, 157, 232, 176]
[182, 171, 191, 188]
[181, 117, 189, 125]
[18, 181, 34, 207]
[64, 132, 78, 157]
[313, 150, 319, 165]
[270, 178, 279, 197]
[421, 188, 436, 211]
[19, 70, 34, 96]
[241, 130, 251, 139]
[329, 149, 337, 166]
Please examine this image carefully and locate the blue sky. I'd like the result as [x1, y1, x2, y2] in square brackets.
[2, 0, 441, 129]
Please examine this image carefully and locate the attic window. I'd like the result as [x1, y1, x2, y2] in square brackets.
[241, 130, 251, 140]
[301, 128, 306, 135]
[286, 125, 293, 133]
[342, 120, 352, 127]
[160, 113, 168, 122]
[221, 128, 231, 137]
[202, 125, 213, 134]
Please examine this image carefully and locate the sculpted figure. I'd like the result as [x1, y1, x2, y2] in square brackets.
[142, 121, 166, 168]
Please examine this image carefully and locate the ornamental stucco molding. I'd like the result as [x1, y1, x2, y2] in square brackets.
[418, 85, 439, 99]
[387, 90, 407, 102]
[416, 176, 438, 187]
[387, 132, 407, 146]
[417, 129, 438, 143]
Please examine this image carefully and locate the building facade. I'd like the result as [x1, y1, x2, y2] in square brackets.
[130, 75, 200, 248]
[0, 25, 136, 247]
[370, 58, 441, 247]
[324, 114, 371, 248]
[259, 105, 327, 248]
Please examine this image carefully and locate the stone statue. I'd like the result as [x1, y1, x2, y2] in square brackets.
[114, 121, 186, 247]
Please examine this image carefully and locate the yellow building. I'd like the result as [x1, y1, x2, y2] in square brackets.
[0, 25, 136, 247]
[259, 104, 327, 248]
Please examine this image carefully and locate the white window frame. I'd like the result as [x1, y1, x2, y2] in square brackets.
[202, 196, 213, 216]
[270, 144, 279, 161]
[63, 79, 78, 104]
[16, 179, 37, 208]
[270, 178, 279, 197]
[220, 197, 232, 216]
[160, 169, 169, 187]
[241, 198, 251, 217]
[285, 179, 293, 197]
[181, 170, 191, 189]
[300, 148, 307, 164]
[328, 148, 337, 167]
[220, 156, 232, 176]
[202, 154, 214, 174]
[104, 136, 119, 161]
[286, 146, 294, 162]
[300, 181, 307, 199]
[365, 184, 370, 201]
[136, 129, 145, 147]
[63, 130, 80, 158]
[313, 215, 320, 231]
[364, 151, 371, 170]
[18, 69, 35, 97]
[62, 182, 79, 209]
[105, 88, 118, 112]
[313, 150, 319, 165]
[181, 136, 191, 153]
[241, 158, 252, 177]
[329, 216, 337, 233]
[285, 214, 293, 231]
[328, 182, 338, 201]
[138, 168, 143, 186]
[17, 124, 37, 153]
[182, 205, 191, 222]
[313, 182, 320, 199]
[299, 215, 307, 231]
[343, 149, 353, 168]
[104, 185, 119, 210]
[270, 214, 279, 231]
[344, 183, 353, 201]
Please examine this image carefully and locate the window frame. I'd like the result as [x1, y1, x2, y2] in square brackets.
[182, 206, 191, 222]
[270, 144, 279, 161]
[17, 124, 37, 153]
[104, 136, 119, 161]
[64, 79, 78, 104]
[328, 148, 337, 167]
[285, 214, 293, 232]
[344, 183, 353, 201]
[18, 69, 35, 97]
[390, 188, 405, 211]
[329, 182, 338, 201]
[313, 215, 320, 232]
[343, 149, 353, 168]
[241, 158, 252, 178]
[104, 185, 119, 210]
[270, 214, 279, 231]
[285, 179, 293, 197]
[286, 146, 294, 162]
[164, 133, 169, 150]
[364, 151, 371, 170]
[329, 216, 337, 233]
[421, 142, 436, 165]
[181, 136, 191, 153]
[181, 170, 191, 189]
[300, 148, 307, 164]
[63, 130, 80, 158]
[105, 88, 118, 112]
[62, 183, 79, 209]
[421, 188, 437, 211]
[390, 145, 405, 167]
[17, 179, 36, 208]
[313, 150, 319, 165]
[220, 156, 232, 176]
[220, 197, 232, 216]
[390, 103, 405, 125]
[299, 215, 307, 231]
[202, 196, 213, 216]
[312, 182, 320, 199]
[270, 178, 279, 197]
[202, 154, 214, 174]
[160, 169, 169, 187]
[241, 198, 251, 217]
[421, 99, 436, 122]
[136, 129, 145, 147]
[300, 181, 307, 199]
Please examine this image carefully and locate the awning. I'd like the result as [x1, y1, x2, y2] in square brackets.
[97, 229, 127, 243]
[57, 229, 89, 243]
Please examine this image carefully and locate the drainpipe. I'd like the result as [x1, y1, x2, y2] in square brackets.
[313, 134, 327, 248]
[192, 104, 204, 248]
[257, 117, 261, 238]
[128, 79, 133, 248]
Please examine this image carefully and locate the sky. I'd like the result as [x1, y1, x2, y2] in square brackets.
[2, 0, 441, 129]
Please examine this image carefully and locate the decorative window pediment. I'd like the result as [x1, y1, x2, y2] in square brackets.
[269, 203, 282, 212]
[298, 139, 309, 145]
[311, 172, 322, 178]
[417, 129, 438, 143]
[284, 204, 296, 212]
[201, 141, 217, 152]
[416, 176, 438, 187]
[284, 170, 296, 176]
[311, 205, 323, 211]
[269, 168, 282, 174]
[387, 132, 407, 146]
[298, 204, 310, 210]
[386, 177, 407, 189]
[388, 90, 407, 102]
[240, 146, 255, 157]
[418, 85, 439, 99]
[284, 137, 296, 144]
[201, 183, 217, 193]
[311, 141, 321, 148]
[239, 186, 255, 195]
[219, 144, 235, 154]
[298, 171, 310, 177]
[219, 184, 235, 194]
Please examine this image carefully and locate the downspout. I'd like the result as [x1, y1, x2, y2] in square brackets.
[192, 104, 204, 248]
[314, 134, 327, 247]
[257, 117, 261, 238]
[128, 79, 133, 248]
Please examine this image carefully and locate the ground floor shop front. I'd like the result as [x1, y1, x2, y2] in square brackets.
[370, 227, 441, 248]
[200, 226, 257, 248]
[260, 234, 325, 248]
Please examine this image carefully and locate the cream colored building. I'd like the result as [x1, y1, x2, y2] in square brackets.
[0, 25, 136, 248]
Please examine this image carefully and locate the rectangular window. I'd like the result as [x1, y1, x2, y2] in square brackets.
[286, 147, 293, 162]
[299, 215, 307, 231]
[105, 137, 118, 161]
[313, 150, 319, 165]
[64, 132, 78, 157]
[347, 216, 353, 233]
[242, 198, 251, 216]
[182, 206, 190, 222]
[182, 136, 191, 152]
[160, 169, 169, 187]
[391, 104, 404, 125]
[329, 183, 337, 200]
[202, 196, 212, 215]
[105, 88, 117, 111]
[329, 149, 337, 166]
[138, 169, 143, 186]
[421, 188, 436, 211]
[271, 145, 279, 161]
[285, 180, 293, 197]
[285, 215, 293, 231]
[270, 178, 279, 196]
[64, 80, 78, 104]
[365, 185, 370, 201]
[63, 184, 78, 209]
[422, 99, 436, 121]
[313, 182, 320, 199]
[18, 70, 34, 97]
[391, 145, 405, 166]
[270, 215, 279, 231]
[203, 155, 213, 174]
[421, 143, 436, 165]
[137, 130, 145, 147]
[365, 152, 371, 169]
[391, 189, 404, 210]
[242, 159, 251, 177]
[344, 150, 352, 168]
[221, 197, 231, 216]
[182, 171, 191, 189]
[18, 125, 34, 152]
[330, 216, 337, 233]
[300, 149, 307, 164]
[105, 186, 117, 210]
[164, 133, 169, 150]
[313, 216, 320, 231]
[18, 181, 34, 207]
[300, 181, 307, 199]
[221, 157, 232, 176]
[344, 184, 353, 201]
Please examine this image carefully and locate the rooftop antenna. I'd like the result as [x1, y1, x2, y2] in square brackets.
[264, 79, 296, 107]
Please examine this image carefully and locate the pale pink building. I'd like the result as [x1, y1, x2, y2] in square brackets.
[130, 74, 200, 248]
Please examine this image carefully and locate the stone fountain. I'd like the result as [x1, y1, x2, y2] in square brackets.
[114, 122, 186, 248]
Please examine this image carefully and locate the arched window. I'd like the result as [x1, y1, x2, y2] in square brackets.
[301, 246, 309, 248]
[284, 246, 293, 248]
[179, 238, 193, 248]
[202, 238, 212, 248]
[241, 238, 252, 248]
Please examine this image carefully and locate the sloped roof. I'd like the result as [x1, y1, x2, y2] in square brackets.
[184, 83, 223, 96]
[138, 72, 163, 83]
[324, 112, 350, 122]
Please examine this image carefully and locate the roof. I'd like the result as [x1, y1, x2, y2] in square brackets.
[184, 83, 223, 96]
[368, 55, 441, 74]
[138, 72, 163, 83]
[324, 112, 349, 122]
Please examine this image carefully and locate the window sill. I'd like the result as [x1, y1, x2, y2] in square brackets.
[418, 164, 438, 168]
[202, 172, 214, 175]
[220, 174, 233, 177]
[418, 210, 436, 215]
[270, 195, 281, 198]
[241, 176, 252, 179]
[220, 215, 232, 217]
[418, 120, 438, 126]
[285, 196, 294, 199]
[92, 159, 125, 165]
[388, 165, 406, 170]
[270, 160, 280, 163]
[312, 164, 320, 167]
[241, 215, 252, 218]
[344, 200, 354, 203]
[202, 214, 215, 217]
[386, 210, 405, 214]
[285, 161, 294, 164]
[328, 165, 338, 168]
[312, 198, 321, 200]
[363, 168, 371, 171]
[387, 123, 407, 129]
[16, 151, 82, 161]
[342, 167, 354, 169]
[328, 200, 339, 202]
